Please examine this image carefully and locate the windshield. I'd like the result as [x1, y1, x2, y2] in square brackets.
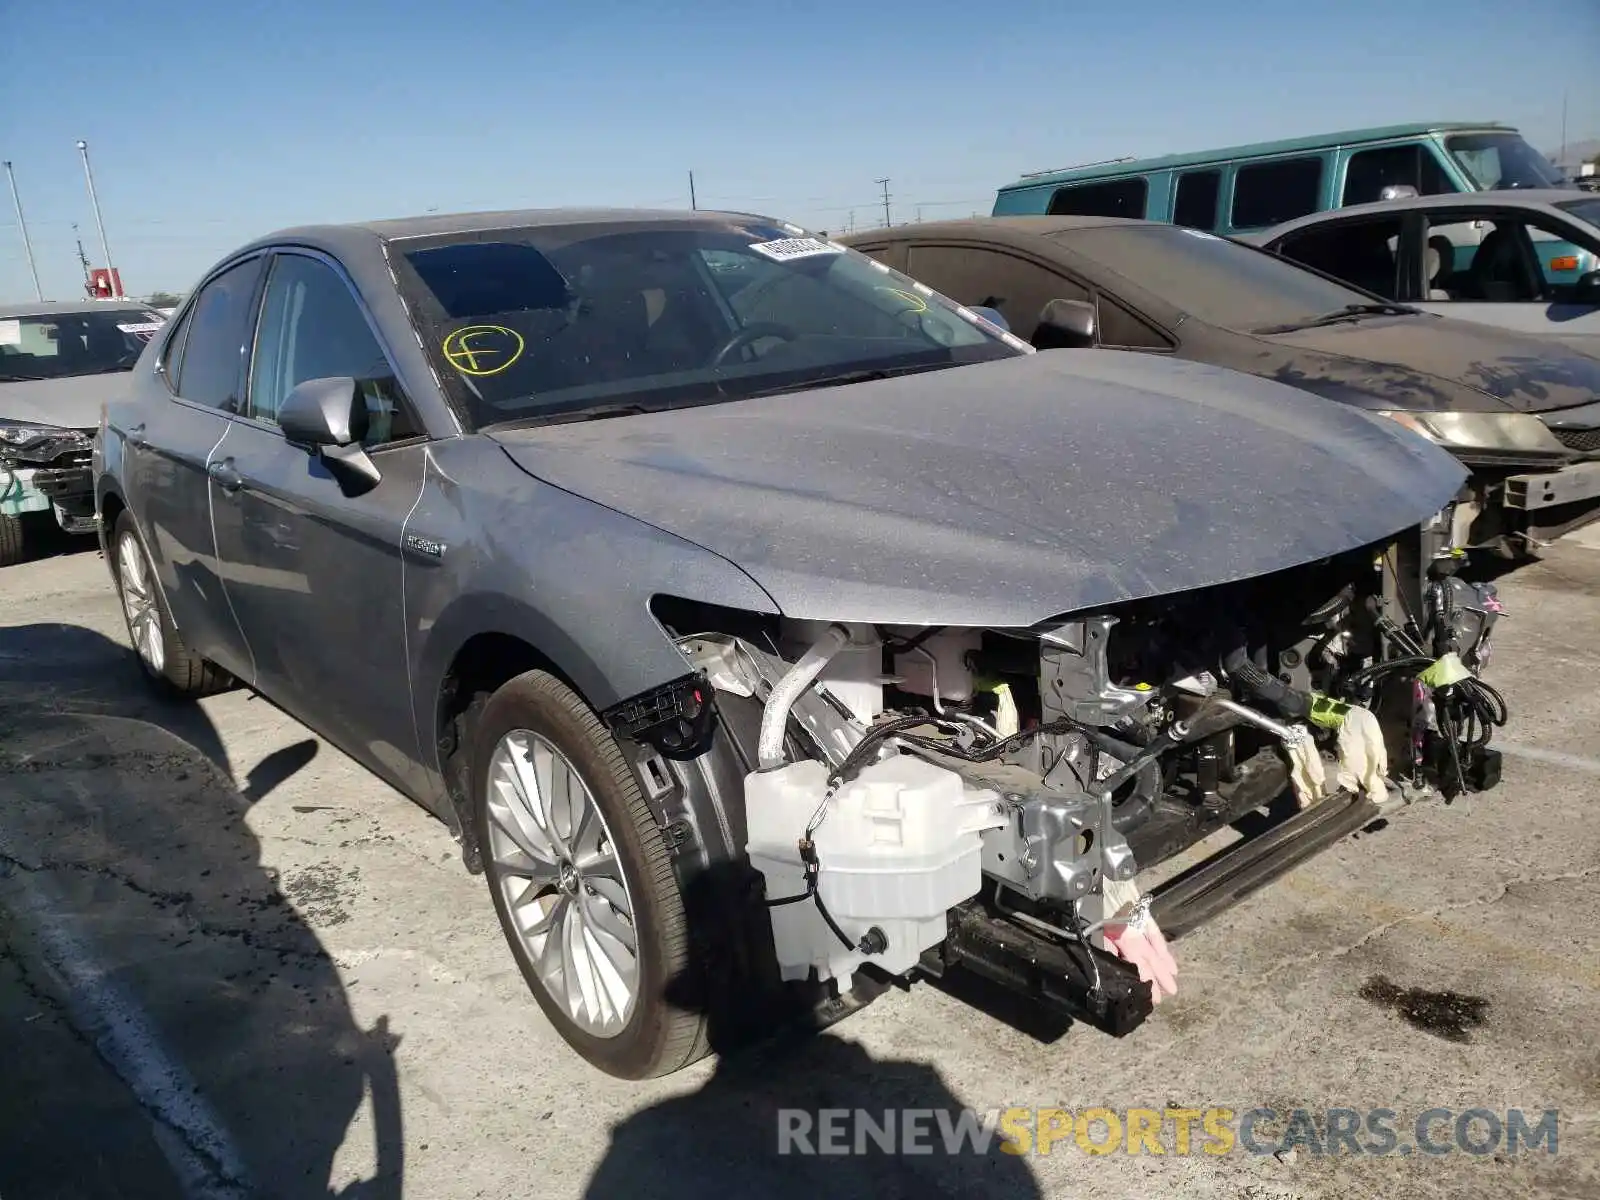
[391, 218, 1025, 429]
[1445, 133, 1567, 191]
[0, 307, 165, 383]
[1556, 197, 1600, 232]
[1056, 225, 1372, 331]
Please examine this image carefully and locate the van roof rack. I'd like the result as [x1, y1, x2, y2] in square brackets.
[1017, 155, 1137, 179]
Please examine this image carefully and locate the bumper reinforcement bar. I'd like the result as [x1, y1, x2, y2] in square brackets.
[1149, 788, 1381, 940]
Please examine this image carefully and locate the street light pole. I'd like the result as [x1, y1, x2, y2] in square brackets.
[3, 160, 44, 302]
[75, 139, 122, 298]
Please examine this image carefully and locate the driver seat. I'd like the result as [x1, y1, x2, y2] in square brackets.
[1465, 228, 1541, 301]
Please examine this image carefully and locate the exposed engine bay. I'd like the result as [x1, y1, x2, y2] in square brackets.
[626, 532, 1509, 1035]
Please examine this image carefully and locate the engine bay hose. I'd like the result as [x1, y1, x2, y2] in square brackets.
[757, 623, 852, 770]
[1222, 644, 1310, 720]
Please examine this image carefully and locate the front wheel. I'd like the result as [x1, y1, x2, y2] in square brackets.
[472, 669, 708, 1079]
[110, 509, 232, 698]
[0, 512, 26, 567]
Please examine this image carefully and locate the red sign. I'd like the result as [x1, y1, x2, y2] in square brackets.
[87, 267, 124, 298]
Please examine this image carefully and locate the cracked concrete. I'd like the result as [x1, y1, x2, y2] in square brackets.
[1, 534, 1597, 1200]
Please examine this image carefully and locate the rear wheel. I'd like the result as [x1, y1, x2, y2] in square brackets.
[111, 509, 231, 698]
[472, 669, 707, 1079]
[0, 513, 26, 567]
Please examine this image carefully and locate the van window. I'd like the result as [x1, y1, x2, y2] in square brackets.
[1230, 157, 1324, 229]
[1173, 170, 1221, 229]
[1047, 177, 1148, 219]
[1343, 144, 1455, 205]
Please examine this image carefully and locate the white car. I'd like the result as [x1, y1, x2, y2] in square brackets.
[1251, 189, 1600, 355]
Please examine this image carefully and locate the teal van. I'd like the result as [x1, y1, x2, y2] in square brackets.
[992, 122, 1569, 236]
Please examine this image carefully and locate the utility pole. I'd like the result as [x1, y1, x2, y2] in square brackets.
[847, 208, 856, 233]
[689, 170, 697, 210]
[3, 160, 44, 301]
[876, 178, 891, 227]
[73, 224, 92, 292]
[76, 139, 122, 297]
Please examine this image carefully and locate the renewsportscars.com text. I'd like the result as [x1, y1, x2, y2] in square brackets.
[775, 1106, 1563, 1158]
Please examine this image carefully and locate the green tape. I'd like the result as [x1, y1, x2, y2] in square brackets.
[1309, 693, 1352, 730]
[1418, 651, 1471, 688]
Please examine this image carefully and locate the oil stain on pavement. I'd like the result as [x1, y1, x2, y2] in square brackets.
[1359, 973, 1491, 1043]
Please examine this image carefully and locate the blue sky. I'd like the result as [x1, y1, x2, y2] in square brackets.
[3, 0, 1596, 300]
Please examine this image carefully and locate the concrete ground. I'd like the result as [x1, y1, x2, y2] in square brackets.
[1, 526, 1596, 1200]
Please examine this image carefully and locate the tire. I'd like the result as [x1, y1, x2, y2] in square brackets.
[0, 512, 25, 567]
[472, 669, 708, 1079]
[110, 509, 232, 698]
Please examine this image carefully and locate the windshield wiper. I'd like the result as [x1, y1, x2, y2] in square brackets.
[512, 402, 657, 428]
[741, 362, 954, 400]
[1253, 302, 1424, 335]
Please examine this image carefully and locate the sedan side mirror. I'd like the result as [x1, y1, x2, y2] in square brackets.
[278, 376, 381, 495]
[1032, 298, 1098, 350]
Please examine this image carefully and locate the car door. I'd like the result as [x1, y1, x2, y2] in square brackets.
[1406, 207, 1600, 349]
[121, 254, 266, 678]
[210, 248, 434, 789]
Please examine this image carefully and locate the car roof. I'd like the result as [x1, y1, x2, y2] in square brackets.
[840, 215, 1145, 244]
[1250, 189, 1591, 241]
[227, 206, 780, 260]
[0, 299, 157, 319]
[997, 122, 1511, 192]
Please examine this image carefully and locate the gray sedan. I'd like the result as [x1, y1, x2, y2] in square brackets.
[1251, 189, 1600, 352]
[95, 208, 1484, 1080]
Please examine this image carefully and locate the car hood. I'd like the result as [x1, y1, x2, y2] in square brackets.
[1256, 315, 1600, 414]
[0, 371, 129, 432]
[491, 351, 1467, 627]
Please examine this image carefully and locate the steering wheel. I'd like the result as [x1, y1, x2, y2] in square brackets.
[710, 321, 799, 367]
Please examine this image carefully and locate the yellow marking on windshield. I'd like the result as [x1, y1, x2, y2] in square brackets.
[443, 325, 525, 376]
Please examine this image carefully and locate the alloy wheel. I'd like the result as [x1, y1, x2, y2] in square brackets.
[117, 532, 165, 675]
[484, 729, 640, 1036]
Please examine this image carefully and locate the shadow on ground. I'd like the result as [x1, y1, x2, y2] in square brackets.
[585, 1031, 1042, 1200]
[578, 858, 1043, 1200]
[0, 622, 402, 1199]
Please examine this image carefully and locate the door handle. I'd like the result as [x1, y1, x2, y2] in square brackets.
[208, 458, 244, 492]
[126, 422, 146, 447]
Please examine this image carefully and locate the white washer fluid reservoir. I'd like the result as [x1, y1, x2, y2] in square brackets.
[745, 755, 1006, 983]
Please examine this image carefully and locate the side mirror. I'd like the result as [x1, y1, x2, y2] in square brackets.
[280, 376, 365, 447]
[1032, 298, 1098, 350]
[968, 305, 1010, 333]
[278, 376, 381, 495]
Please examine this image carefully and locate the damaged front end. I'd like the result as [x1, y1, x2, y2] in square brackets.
[0, 423, 98, 535]
[626, 530, 1510, 1039]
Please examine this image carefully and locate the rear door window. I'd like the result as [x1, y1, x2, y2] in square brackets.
[1046, 177, 1149, 219]
[170, 257, 266, 410]
[1230, 157, 1325, 229]
[1172, 170, 1221, 230]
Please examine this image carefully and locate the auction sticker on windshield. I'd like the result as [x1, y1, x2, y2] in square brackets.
[749, 237, 845, 262]
[0, 320, 19, 346]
